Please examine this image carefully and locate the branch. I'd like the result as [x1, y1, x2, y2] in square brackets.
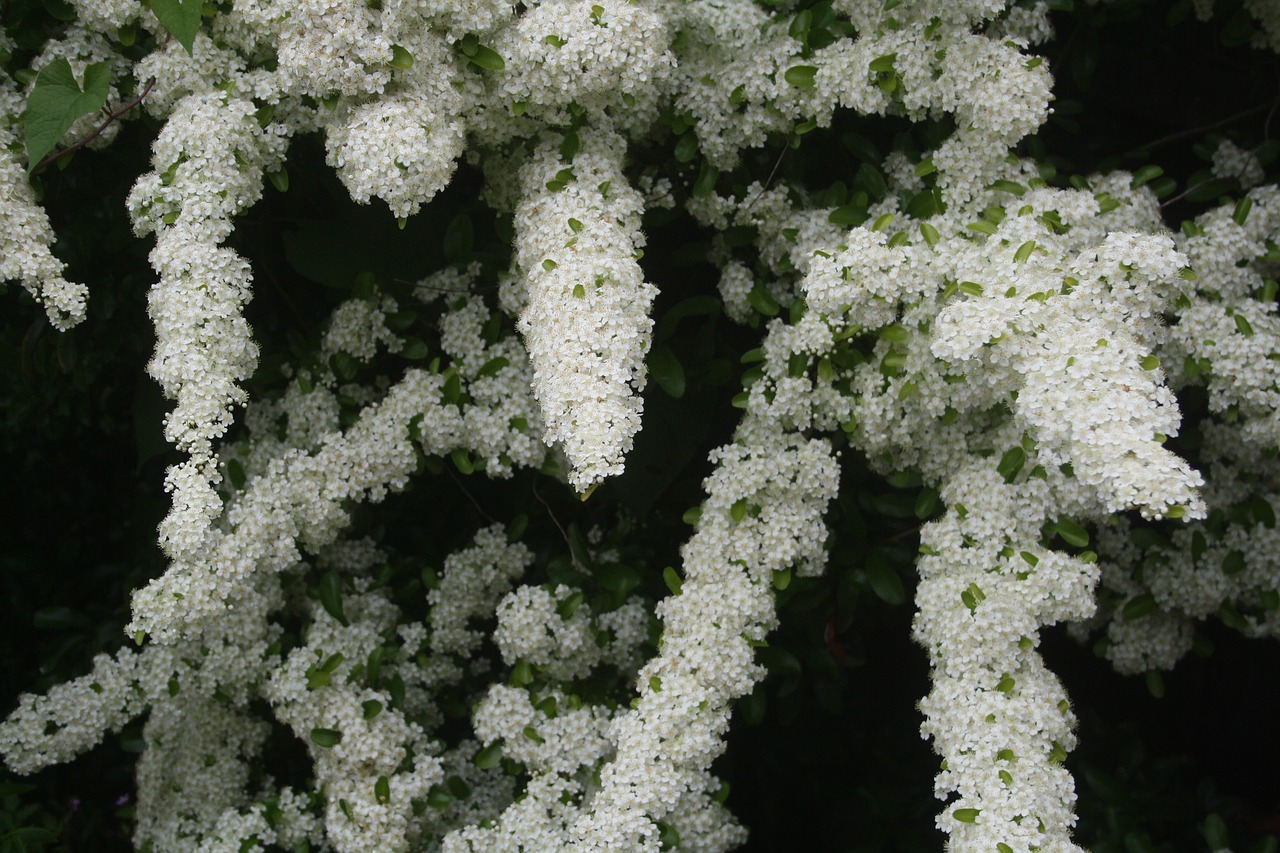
[33, 76, 157, 174]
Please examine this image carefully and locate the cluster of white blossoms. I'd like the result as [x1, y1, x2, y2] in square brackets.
[3, 0, 1280, 851]
[513, 128, 658, 491]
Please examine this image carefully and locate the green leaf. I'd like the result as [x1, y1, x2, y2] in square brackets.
[362, 700, 383, 720]
[648, 346, 686, 398]
[868, 53, 897, 73]
[784, 65, 818, 88]
[1013, 240, 1037, 262]
[402, 337, 429, 360]
[865, 552, 905, 605]
[474, 740, 503, 769]
[919, 221, 940, 248]
[475, 356, 509, 379]
[310, 728, 342, 748]
[1139, 354, 1160, 370]
[996, 446, 1026, 483]
[150, 0, 204, 54]
[952, 807, 980, 823]
[318, 570, 349, 626]
[914, 487, 940, 519]
[1232, 197, 1252, 225]
[1130, 165, 1163, 188]
[469, 44, 506, 71]
[389, 45, 414, 70]
[23, 59, 111, 171]
[1122, 593, 1156, 621]
[267, 167, 289, 193]
[1053, 518, 1089, 548]
[1221, 550, 1246, 575]
[662, 565, 682, 595]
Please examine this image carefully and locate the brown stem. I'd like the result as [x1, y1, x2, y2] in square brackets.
[33, 76, 157, 174]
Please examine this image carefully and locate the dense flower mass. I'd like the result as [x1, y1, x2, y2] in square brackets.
[2, 0, 1279, 851]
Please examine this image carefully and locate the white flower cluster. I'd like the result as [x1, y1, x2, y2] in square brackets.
[571, 427, 839, 851]
[1167, 185, 1280, 448]
[513, 129, 658, 491]
[325, 41, 466, 219]
[0, 124, 88, 329]
[489, 0, 674, 128]
[127, 291, 544, 644]
[914, 465, 1097, 852]
[7, 0, 1280, 850]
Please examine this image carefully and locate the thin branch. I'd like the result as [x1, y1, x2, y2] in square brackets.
[743, 142, 790, 212]
[1160, 175, 1228, 210]
[34, 76, 157, 174]
[1130, 101, 1273, 155]
[446, 465, 497, 525]
[532, 476, 582, 570]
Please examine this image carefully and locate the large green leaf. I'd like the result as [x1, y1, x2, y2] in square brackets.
[150, 0, 204, 54]
[23, 59, 110, 171]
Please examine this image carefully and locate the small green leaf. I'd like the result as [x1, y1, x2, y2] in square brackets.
[662, 566, 682, 595]
[1130, 165, 1164, 188]
[914, 487, 940, 519]
[310, 728, 342, 748]
[1221, 550, 1246, 575]
[731, 498, 749, 523]
[474, 740, 503, 769]
[522, 725, 545, 744]
[990, 179, 1026, 196]
[996, 446, 1026, 483]
[401, 336, 429, 360]
[772, 568, 792, 590]
[865, 553, 905, 605]
[389, 45, 414, 70]
[150, 0, 204, 54]
[868, 53, 897, 73]
[919, 221, 940, 248]
[375, 776, 391, 803]
[362, 700, 383, 720]
[784, 65, 818, 88]
[952, 807, 980, 823]
[649, 346, 686, 398]
[1232, 197, 1252, 226]
[1053, 518, 1089, 548]
[24, 59, 112, 170]
[318, 570, 349, 626]
[1234, 313, 1254, 336]
[1145, 670, 1165, 698]
[1139, 354, 1160, 370]
[1013, 240, 1037, 262]
[510, 659, 533, 686]
[995, 674, 1016, 693]
[469, 44, 506, 71]
[267, 167, 289, 193]
[1122, 593, 1157, 621]
[475, 356, 509, 379]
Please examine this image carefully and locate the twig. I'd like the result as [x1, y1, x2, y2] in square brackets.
[532, 477, 582, 569]
[447, 465, 497, 525]
[34, 76, 157, 174]
[743, 142, 790, 212]
[1159, 175, 1227, 210]
[1130, 101, 1272, 155]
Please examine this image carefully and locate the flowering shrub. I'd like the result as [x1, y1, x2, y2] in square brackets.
[2, 0, 1278, 850]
